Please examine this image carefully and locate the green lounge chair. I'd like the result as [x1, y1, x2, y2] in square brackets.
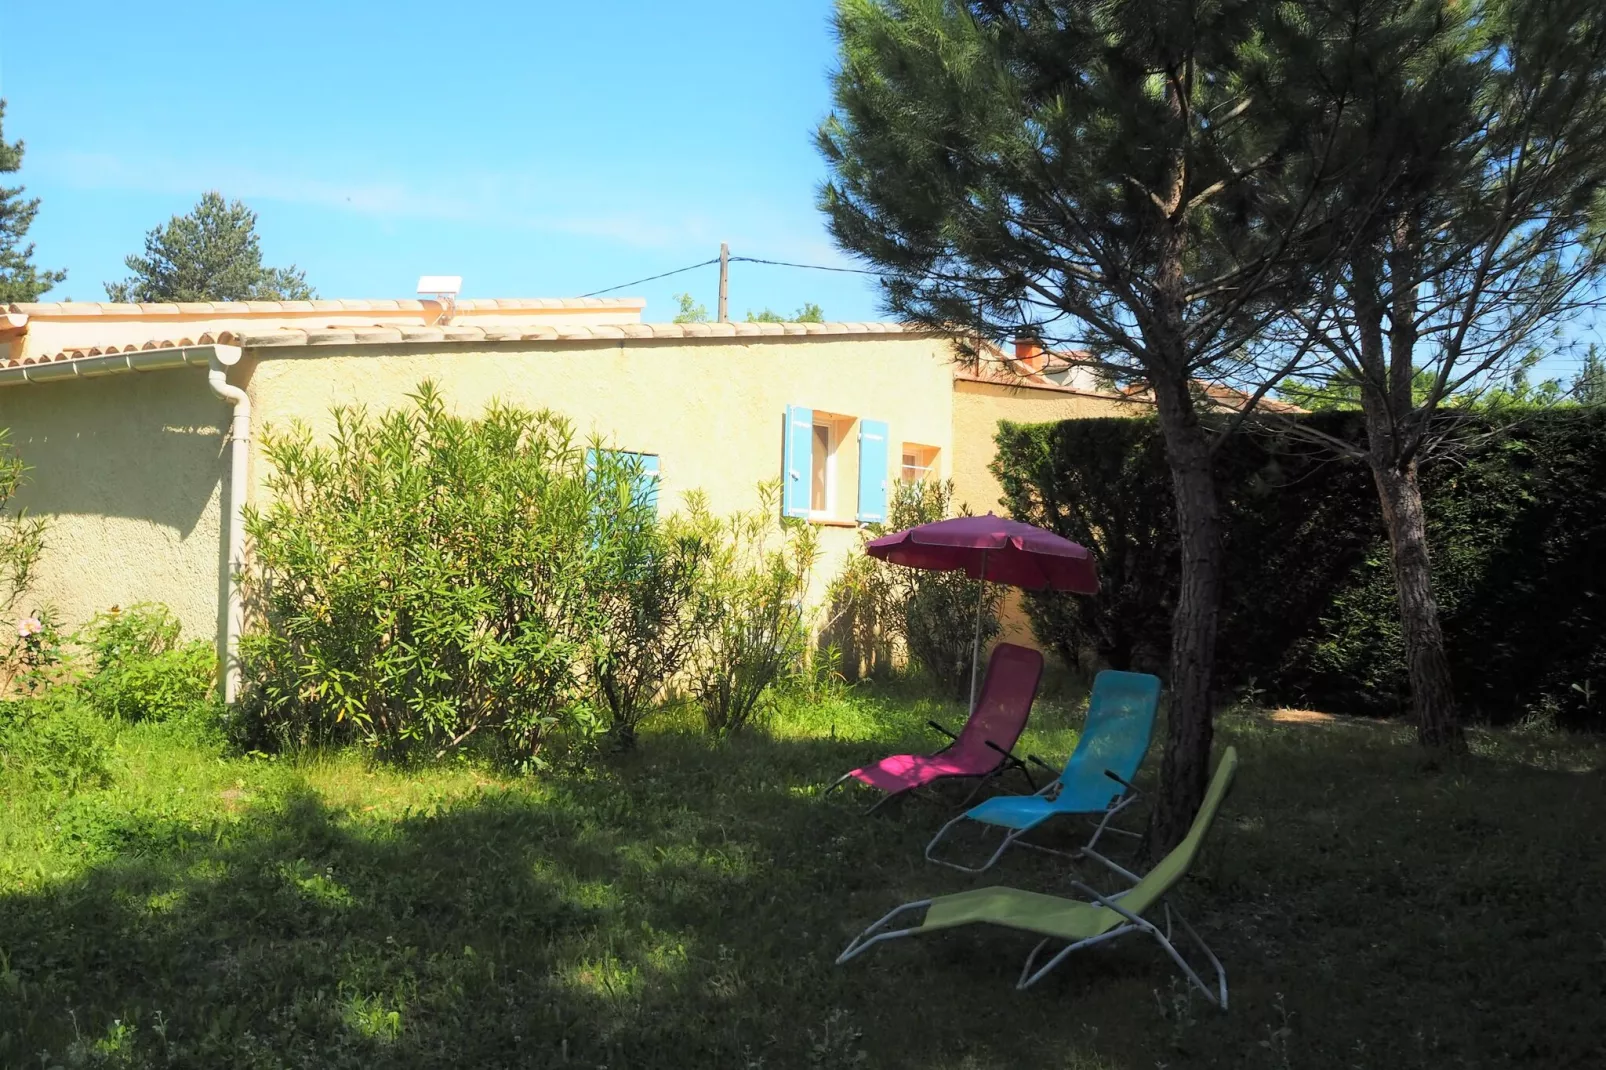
[837, 747, 1239, 1007]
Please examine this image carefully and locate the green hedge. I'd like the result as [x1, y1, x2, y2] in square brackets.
[993, 409, 1606, 727]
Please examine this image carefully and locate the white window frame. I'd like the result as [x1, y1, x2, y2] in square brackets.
[901, 443, 939, 484]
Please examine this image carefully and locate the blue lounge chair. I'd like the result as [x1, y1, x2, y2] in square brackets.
[925, 669, 1161, 873]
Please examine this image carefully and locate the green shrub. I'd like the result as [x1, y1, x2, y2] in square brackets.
[992, 408, 1606, 726]
[587, 504, 713, 750]
[81, 601, 181, 672]
[241, 383, 660, 766]
[0, 426, 47, 616]
[823, 481, 1000, 699]
[821, 538, 899, 683]
[686, 485, 818, 737]
[893, 482, 1002, 701]
[76, 603, 216, 723]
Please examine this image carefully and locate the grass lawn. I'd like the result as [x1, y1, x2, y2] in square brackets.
[2, 683, 1604, 1069]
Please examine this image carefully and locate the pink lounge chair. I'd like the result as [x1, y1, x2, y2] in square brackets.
[827, 643, 1046, 814]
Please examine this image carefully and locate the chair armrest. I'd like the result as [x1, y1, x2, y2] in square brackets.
[1028, 754, 1060, 775]
[1103, 769, 1139, 795]
[927, 719, 958, 741]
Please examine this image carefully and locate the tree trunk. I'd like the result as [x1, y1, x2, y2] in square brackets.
[1353, 227, 1465, 755]
[1143, 62, 1225, 853]
[1370, 457, 1465, 753]
[1148, 371, 1225, 853]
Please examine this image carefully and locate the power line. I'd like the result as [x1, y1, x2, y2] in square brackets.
[728, 255, 885, 277]
[733, 253, 998, 288]
[579, 246, 976, 301]
[580, 258, 720, 298]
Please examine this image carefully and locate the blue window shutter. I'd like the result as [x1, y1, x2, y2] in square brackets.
[856, 419, 890, 523]
[635, 454, 661, 515]
[783, 406, 813, 517]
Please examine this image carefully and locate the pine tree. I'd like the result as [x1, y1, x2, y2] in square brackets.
[0, 101, 67, 303]
[1269, 0, 1606, 754]
[105, 192, 314, 303]
[818, 0, 1366, 847]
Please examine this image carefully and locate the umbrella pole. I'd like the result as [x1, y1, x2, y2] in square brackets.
[969, 550, 987, 713]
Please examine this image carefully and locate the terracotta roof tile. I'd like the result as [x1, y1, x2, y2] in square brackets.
[351, 327, 406, 344]
[6, 320, 932, 370]
[3, 332, 239, 368]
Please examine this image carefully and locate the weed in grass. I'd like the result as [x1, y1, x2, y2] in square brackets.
[806, 1008, 870, 1068]
[1257, 992, 1293, 1070]
[1154, 977, 1199, 1053]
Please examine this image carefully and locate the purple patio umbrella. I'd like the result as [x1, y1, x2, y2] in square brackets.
[866, 513, 1098, 711]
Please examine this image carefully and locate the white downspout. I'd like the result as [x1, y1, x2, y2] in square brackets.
[207, 347, 249, 705]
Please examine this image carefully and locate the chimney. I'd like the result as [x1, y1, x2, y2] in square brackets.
[1014, 334, 1046, 372]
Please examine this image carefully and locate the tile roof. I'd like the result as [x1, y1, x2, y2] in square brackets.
[953, 366, 1123, 397]
[954, 342, 1309, 415]
[5, 321, 934, 368]
[229, 320, 931, 348]
[952, 344, 1122, 397]
[4, 333, 240, 368]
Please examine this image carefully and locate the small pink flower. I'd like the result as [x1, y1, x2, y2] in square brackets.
[17, 617, 42, 638]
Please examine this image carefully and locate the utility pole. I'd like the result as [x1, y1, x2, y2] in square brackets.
[718, 242, 730, 322]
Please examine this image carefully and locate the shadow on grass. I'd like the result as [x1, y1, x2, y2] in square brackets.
[3, 715, 1604, 1069]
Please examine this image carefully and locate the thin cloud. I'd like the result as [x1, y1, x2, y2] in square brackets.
[34, 149, 727, 250]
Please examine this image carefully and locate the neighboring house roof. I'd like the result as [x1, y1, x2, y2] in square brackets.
[953, 363, 1124, 398]
[1117, 382, 1308, 415]
[954, 339, 1117, 396]
[954, 337, 1309, 415]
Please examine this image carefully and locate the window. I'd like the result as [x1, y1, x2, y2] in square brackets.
[586, 449, 661, 516]
[811, 421, 835, 513]
[901, 443, 939, 484]
[783, 406, 872, 522]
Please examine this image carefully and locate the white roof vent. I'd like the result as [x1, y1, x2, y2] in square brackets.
[417, 275, 462, 324]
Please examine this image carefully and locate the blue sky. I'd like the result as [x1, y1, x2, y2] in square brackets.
[0, 0, 883, 322]
[1, 2, 1598, 382]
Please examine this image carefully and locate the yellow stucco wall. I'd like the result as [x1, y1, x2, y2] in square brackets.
[240, 334, 957, 611]
[950, 379, 1140, 654]
[2, 333, 1153, 667]
[0, 367, 229, 644]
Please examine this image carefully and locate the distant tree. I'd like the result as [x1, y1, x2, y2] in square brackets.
[675, 293, 825, 323]
[1281, 351, 1567, 413]
[746, 302, 826, 323]
[672, 292, 709, 323]
[105, 192, 314, 303]
[1476, 362, 1567, 412]
[1574, 345, 1606, 404]
[0, 101, 66, 303]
